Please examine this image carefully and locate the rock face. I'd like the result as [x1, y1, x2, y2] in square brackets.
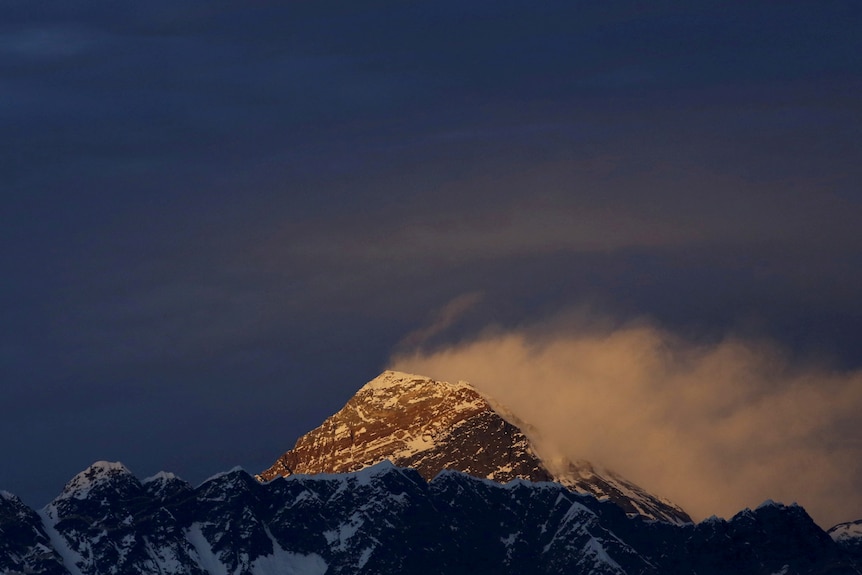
[259, 370, 691, 524]
[2, 461, 858, 575]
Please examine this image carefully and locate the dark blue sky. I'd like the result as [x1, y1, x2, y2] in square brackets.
[2, 0, 861, 516]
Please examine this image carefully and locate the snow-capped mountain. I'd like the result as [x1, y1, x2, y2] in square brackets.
[259, 370, 691, 524]
[1, 461, 859, 575]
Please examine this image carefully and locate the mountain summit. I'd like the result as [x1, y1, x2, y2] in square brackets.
[259, 370, 691, 524]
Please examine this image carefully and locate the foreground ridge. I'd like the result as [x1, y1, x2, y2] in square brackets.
[1, 461, 859, 575]
[259, 370, 691, 524]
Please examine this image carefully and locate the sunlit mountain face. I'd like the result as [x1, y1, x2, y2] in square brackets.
[259, 370, 691, 524]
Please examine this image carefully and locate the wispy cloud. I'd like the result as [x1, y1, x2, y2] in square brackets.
[397, 292, 484, 351]
[283, 151, 862, 269]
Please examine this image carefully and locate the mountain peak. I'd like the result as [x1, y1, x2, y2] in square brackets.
[259, 371, 691, 524]
[358, 369, 474, 394]
[142, 470, 180, 484]
[362, 369, 432, 388]
[84, 460, 130, 474]
[53, 461, 133, 501]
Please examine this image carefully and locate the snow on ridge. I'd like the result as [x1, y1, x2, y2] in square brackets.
[200, 466, 247, 485]
[828, 520, 862, 542]
[362, 370, 432, 390]
[286, 459, 401, 485]
[430, 468, 560, 493]
[351, 459, 398, 483]
[52, 461, 134, 501]
[186, 523, 227, 575]
[87, 460, 132, 474]
[253, 527, 329, 575]
[142, 470, 181, 484]
[431, 467, 499, 488]
[363, 370, 475, 392]
[36, 507, 87, 575]
[582, 537, 624, 574]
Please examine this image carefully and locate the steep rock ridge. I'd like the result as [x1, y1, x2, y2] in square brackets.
[1, 461, 857, 575]
[259, 370, 691, 524]
[0, 490, 67, 575]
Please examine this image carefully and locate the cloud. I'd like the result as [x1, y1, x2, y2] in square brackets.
[282, 146, 862, 273]
[390, 315, 862, 528]
[397, 292, 484, 351]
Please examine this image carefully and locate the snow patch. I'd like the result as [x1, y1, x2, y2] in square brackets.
[288, 459, 398, 486]
[1, 489, 19, 501]
[251, 537, 328, 575]
[37, 508, 86, 575]
[324, 512, 364, 551]
[583, 537, 624, 573]
[560, 501, 594, 525]
[143, 538, 187, 575]
[356, 546, 374, 569]
[186, 523, 227, 575]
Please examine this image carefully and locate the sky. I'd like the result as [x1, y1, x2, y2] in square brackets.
[2, 1, 861, 527]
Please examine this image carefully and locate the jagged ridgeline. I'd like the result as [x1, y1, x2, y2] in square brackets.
[259, 370, 691, 524]
[2, 460, 861, 575]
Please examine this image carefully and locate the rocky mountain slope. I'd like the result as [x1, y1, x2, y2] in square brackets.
[259, 370, 690, 524]
[1, 461, 859, 575]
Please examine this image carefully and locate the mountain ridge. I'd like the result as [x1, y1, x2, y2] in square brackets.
[259, 370, 691, 524]
[1, 460, 860, 575]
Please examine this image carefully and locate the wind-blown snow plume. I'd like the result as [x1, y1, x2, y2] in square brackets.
[390, 317, 862, 528]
